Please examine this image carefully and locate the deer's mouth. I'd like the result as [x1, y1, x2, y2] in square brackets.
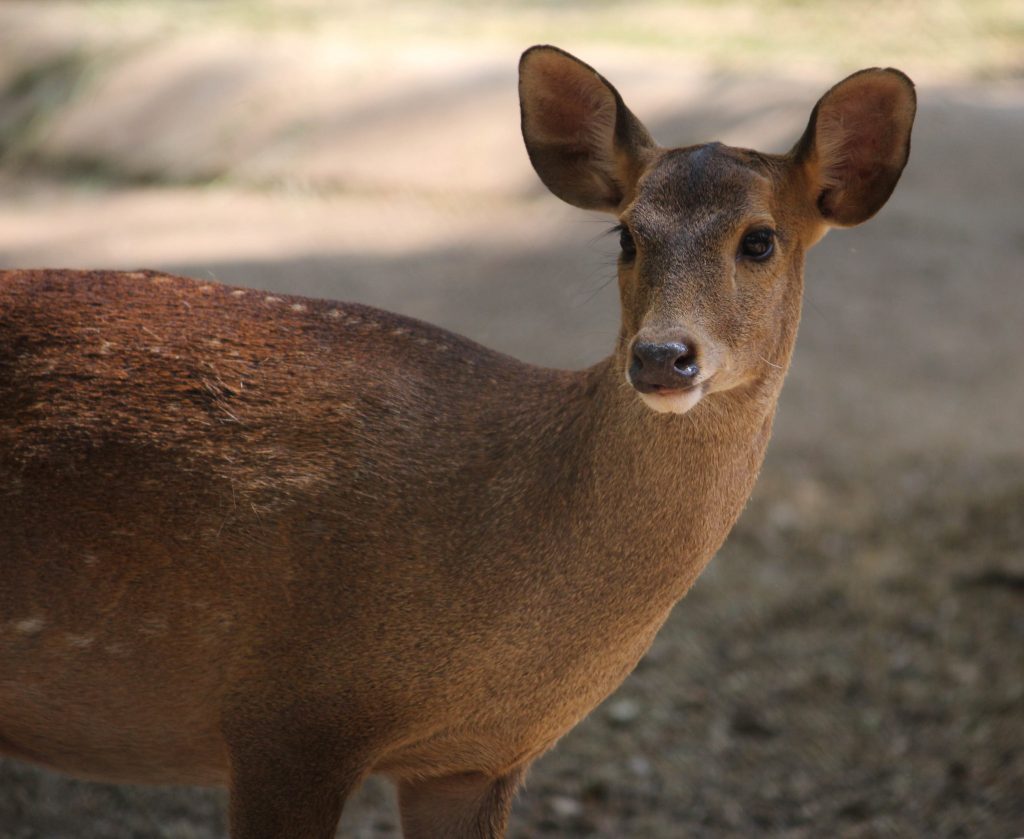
[635, 381, 707, 415]
[632, 381, 700, 395]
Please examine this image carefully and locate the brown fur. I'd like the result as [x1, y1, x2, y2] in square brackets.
[0, 47, 914, 838]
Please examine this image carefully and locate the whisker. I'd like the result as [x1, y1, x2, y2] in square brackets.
[576, 274, 618, 308]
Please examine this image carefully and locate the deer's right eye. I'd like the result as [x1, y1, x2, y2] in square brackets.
[740, 228, 775, 261]
[618, 225, 637, 260]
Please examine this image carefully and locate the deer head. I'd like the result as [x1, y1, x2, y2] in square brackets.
[519, 46, 915, 415]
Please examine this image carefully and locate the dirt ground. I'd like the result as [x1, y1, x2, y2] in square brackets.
[1, 3, 1022, 837]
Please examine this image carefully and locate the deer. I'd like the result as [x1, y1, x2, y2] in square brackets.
[0, 45, 914, 838]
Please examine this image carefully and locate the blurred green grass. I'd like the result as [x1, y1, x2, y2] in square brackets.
[2, 0, 1018, 192]
[67, 0, 1024, 80]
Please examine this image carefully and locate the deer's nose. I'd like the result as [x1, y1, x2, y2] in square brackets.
[629, 339, 700, 393]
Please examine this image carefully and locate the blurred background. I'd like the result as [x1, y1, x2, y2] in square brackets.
[1, 1, 1022, 837]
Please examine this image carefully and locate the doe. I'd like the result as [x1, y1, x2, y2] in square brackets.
[0, 45, 915, 838]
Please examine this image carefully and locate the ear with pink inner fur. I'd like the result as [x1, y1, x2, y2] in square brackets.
[519, 45, 656, 213]
[793, 68, 916, 227]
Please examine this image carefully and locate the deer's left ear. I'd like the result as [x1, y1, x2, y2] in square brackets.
[792, 68, 916, 227]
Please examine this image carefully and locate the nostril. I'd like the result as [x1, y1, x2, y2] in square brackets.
[672, 348, 699, 379]
[662, 342, 698, 379]
[631, 346, 646, 371]
[674, 360, 699, 378]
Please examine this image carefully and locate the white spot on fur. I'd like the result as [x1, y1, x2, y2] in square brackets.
[14, 618, 45, 635]
[327, 308, 343, 318]
[140, 616, 168, 636]
[65, 633, 94, 649]
[197, 285, 215, 293]
[290, 303, 307, 313]
[230, 289, 247, 297]
[264, 296, 283, 304]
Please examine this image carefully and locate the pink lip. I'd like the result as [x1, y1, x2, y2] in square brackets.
[635, 382, 700, 395]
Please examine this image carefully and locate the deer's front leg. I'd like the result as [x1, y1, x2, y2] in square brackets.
[225, 713, 372, 839]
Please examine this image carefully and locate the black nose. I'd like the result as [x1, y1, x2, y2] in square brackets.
[629, 340, 700, 392]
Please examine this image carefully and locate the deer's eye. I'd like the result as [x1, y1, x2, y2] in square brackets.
[740, 229, 775, 261]
[618, 225, 637, 260]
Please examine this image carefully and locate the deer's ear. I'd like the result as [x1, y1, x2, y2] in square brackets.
[792, 68, 916, 227]
[519, 45, 656, 213]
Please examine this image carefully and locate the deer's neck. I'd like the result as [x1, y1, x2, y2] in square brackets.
[515, 349, 789, 618]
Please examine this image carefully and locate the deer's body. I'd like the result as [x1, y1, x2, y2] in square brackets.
[0, 47, 914, 838]
[0, 269, 775, 782]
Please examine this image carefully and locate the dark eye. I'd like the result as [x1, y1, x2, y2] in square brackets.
[740, 229, 775, 261]
[618, 225, 636, 260]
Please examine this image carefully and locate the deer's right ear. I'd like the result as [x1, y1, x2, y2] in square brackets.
[519, 45, 656, 213]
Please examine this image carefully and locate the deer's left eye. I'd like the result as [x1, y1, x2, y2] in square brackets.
[740, 229, 775, 261]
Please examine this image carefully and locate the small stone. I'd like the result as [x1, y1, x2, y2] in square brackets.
[730, 705, 776, 738]
[627, 755, 651, 777]
[549, 795, 583, 818]
[607, 697, 641, 725]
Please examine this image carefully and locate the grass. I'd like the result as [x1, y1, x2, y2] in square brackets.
[49, 0, 1024, 80]
[0, 0, 1018, 190]
[0, 52, 95, 161]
